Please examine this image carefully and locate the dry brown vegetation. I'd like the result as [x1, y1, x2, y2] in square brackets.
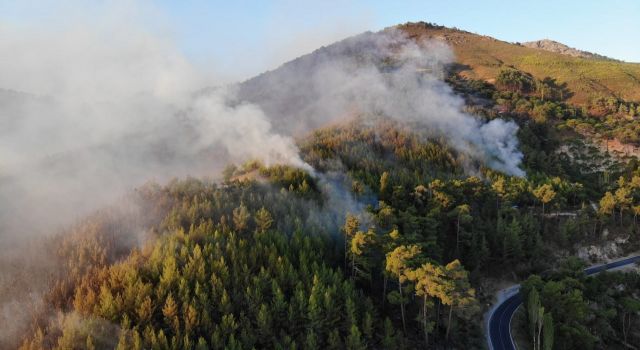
[398, 22, 640, 105]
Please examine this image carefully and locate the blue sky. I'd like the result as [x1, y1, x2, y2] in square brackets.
[2, 0, 639, 79]
[159, 0, 640, 78]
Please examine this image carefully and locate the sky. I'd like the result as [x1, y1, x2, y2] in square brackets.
[1, 0, 639, 80]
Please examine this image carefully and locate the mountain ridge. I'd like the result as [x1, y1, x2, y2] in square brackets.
[521, 38, 619, 61]
[397, 22, 640, 105]
[241, 22, 640, 107]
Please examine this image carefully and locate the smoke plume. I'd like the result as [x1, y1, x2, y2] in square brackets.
[0, 13, 310, 239]
[238, 29, 525, 176]
[0, 8, 311, 346]
[0, 7, 525, 241]
[0, 4, 525, 346]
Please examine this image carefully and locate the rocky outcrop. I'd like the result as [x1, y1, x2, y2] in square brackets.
[577, 235, 631, 263]
[522, 39, 617, 61]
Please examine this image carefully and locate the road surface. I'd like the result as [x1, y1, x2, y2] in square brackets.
[486, 255, 640, 350]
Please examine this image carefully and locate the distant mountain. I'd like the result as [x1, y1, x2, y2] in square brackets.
[521, 39, 618, 61]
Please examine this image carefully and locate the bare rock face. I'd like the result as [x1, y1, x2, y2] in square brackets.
[522, 39, 617, 61]
[577, 235, 630, 263]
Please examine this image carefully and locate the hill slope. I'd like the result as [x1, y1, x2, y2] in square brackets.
[398, 22, 640, 105]
[8, 22, 640, 350]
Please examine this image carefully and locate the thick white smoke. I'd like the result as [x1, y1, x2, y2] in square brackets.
[239, 29, 525, 176]
[0, 14, 309, 238]
[0, 12, 312, 345]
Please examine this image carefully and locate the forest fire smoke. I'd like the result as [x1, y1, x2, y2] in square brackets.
[238, 29, 525, 177]
[0, 4, 523, 346]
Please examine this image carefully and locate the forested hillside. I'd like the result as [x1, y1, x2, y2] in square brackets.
[6, 23, 640, 350]
[16, 117, 640, 349]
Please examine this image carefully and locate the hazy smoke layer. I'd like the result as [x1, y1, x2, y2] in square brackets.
[0, 20, 308, 239]
[0, 18, 311, 345]
[239, 30, 525, 176]
[0, 13, 524, 241]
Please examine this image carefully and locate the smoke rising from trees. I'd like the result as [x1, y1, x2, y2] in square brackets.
[0, 11, 309, 239]
[238, 29, 525, 176]
[0, 7, 523, 241]
[0, 4, 524, 346]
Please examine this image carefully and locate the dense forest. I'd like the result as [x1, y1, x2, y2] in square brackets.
[521, 261, 640, 349]
[7, 24, 640, 350]
[17, 109, 640, 349]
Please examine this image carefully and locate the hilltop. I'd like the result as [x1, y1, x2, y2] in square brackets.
[398, 22, 640, 105]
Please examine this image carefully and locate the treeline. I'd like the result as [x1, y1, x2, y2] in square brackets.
[300, 117, 464, 191]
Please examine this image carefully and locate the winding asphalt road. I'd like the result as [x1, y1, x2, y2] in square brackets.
[487, 255, 640, 350]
